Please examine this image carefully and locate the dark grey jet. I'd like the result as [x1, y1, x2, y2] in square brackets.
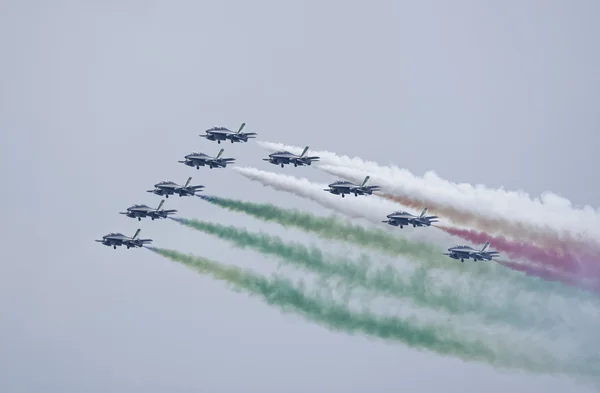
[323, 175, 381, 197]
[382, 207, 439, 228]
[95, 228, 152, 249]
[443, 241, 500, 263]
[200, 123, 256, 144]
[262, 146, 320, 168]
[147, 177, 204, 198]
[119, 200, 177, 221]
[178, 149, 235, 169]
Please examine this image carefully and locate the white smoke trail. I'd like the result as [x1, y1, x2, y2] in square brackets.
[320, 164, 600, 253]
[234, 166, 397, 223]
[257, 141, 600, 246]
[233, 166, 455, 246]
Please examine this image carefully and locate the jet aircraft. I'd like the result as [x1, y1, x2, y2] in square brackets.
[443, 241, 500, 262]
[323, 176, 381, 197]
[178, 149, 235, 169]
[147, 177, 204, 198]
[119, 200, 177, 221]
[382, 207, 439, 228]
[200, 123, 257, 144]
[95, 228, 152, 249]
[262, 146, 320, 167]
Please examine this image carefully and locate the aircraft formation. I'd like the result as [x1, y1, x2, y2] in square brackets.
[96, 123, 499, 262]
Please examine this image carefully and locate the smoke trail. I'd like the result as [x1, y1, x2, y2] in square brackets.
[380, 192, 563, 248]
[171, 217, 590, 330]
[232, 166, 399, 226]
[147, 247, 590, 377]
[496, 259, 600, 295]
[197, 193, 441, 262]
[259, 142, 600, 239]
[436, 225, 586, 275]
[379, 192, 600, 261]
[258, 141, 600, 246]
[318, 164, 600, 253]
[439, 225, 600, 292]
[230, 166, 600, 284]
[197, 192, 600, 303]
[231, 166, 458, 251]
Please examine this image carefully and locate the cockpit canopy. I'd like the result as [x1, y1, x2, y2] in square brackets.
[131, 204, 148, 208]
[106, 232, 123, 237]
[331, 180, 352, 185]
[273, 150, 291, 155]
[209, 126, 229, 131]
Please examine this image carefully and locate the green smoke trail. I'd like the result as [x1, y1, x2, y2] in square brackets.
[171, 217, 579, 331]
[147, 246, 576, 376]
[197, 195, 598, 302]
[198, 195, 441, 260]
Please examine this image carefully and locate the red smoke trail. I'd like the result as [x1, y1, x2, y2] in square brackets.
[496, 260, 600, 295]
[378, 193, 600, 258]
[436, 225, 587, 274]
[437, 225, 600, 280]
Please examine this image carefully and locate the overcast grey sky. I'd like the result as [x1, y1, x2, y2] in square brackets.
[1, 1, 599, 392]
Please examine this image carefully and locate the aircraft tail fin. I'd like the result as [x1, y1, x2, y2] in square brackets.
[300, 146, 309, 157]
[216, 148, 224, 159]
[132, 228, 141, 240]
[184, 177, 192, 187]
[237, 122, 246, 134]
[361, 176, 370, 187]
[481, 241, 490, 252]
[156, 200, 165, 211]
[420, 207, 428, 217]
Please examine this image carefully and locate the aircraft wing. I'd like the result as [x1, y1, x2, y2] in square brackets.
[232, 132, 257, 137]
[177, 185, 204, 192]
[161, 209, 177, 214]
[216, 158, 236, 165]
[127, 239, 152, 246]
[208, 159, 225, 167]
[472, 251, 499, 257]
[351, 185, 380, 191]
[414, 216, 439, 225]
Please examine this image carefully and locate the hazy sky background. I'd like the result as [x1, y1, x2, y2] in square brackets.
[1, 1, 599, 392]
